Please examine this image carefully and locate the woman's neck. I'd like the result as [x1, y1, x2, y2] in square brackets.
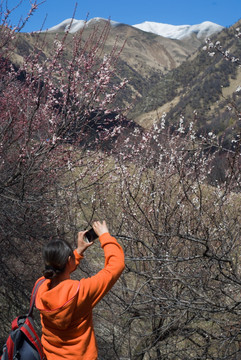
[49, 272, 70, 289]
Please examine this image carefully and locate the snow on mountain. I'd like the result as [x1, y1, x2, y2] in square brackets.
[132, 21, 224, 40]
[45, 18, 223, 40]
[46, 18, 121, 34]
[46, 19, 86, 33]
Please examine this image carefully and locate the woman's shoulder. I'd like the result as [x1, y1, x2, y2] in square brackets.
[36, 278, 80, 311]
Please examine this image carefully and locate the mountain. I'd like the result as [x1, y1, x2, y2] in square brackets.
[132, 19, 241, 145]
[132, 21, 223, 40]
[34, 17, 223, 97]
[16, 17, 205, 76]
[45, 18, 122, 34]
[45, 17, 223, 41]
[13, 17, 207, 111]
[12, 16, 240, 146]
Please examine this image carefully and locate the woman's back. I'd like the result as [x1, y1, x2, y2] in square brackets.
[36, 227, 125, 360]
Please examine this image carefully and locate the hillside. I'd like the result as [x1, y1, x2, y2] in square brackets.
[132, 19, 241, 144]
[11, 17, 240, 144]
[11, 18, 214, 111]
[13, 19, 199, 74]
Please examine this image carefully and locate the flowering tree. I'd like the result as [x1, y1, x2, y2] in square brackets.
[82, 34, 241, 359]
[0, 1, 130, 344]
[1, 3, 241, 359]
[84, 109, 240, 359]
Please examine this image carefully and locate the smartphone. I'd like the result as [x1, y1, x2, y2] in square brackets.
[85, 228, 98, 242]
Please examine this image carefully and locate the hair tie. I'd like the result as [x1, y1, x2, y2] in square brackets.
[45, 265, 57, 272]
[45, 264, 65, 273]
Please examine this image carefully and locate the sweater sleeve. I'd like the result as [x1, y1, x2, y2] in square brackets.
[74, 249, 84, 267]
[81, 232, 125, 308]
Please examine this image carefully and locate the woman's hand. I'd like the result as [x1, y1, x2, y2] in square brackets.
[76, 221, 109, 255]
[92, 220, 109, 237]
[76, 231, 93, 255]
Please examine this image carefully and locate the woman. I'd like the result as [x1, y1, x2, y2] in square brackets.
[35, 221, 125, 360]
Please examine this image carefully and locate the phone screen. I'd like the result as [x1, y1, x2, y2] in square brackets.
[85, 228, 98, 242]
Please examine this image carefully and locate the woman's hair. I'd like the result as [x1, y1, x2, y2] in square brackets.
[42, 239, 74, 279]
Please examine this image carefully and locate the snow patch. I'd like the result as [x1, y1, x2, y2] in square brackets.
[45, 17, 122, 34]
[132, 21, 224, 40]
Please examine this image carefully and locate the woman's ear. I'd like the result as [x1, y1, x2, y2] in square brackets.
[67, 255, 77, 273]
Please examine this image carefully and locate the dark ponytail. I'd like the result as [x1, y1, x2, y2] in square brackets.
[42, 239, 74, 280]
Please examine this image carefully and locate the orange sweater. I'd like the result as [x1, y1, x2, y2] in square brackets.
[35, 232, 125, 360]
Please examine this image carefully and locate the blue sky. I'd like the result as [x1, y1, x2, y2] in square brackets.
[5, 0, 241, 32]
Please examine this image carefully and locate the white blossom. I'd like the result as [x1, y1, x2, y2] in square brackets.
[160, 113, 166, 129]
[177, 115, 185, 133]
